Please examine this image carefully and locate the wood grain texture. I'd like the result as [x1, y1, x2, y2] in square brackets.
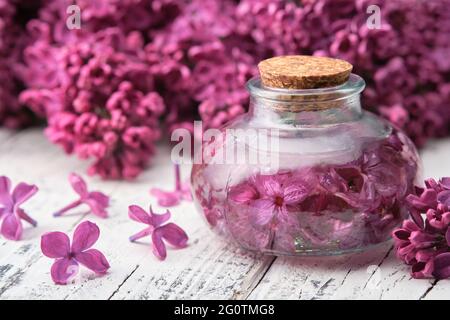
[0, 128, 449, 300]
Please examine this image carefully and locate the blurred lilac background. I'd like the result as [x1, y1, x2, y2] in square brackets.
[0, 0, 449, 179]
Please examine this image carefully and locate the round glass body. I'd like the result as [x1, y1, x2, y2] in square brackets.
[191, 74, 421, 256]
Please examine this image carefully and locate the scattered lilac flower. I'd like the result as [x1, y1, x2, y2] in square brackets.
[128, 205, 188, 260]
[230, 173, 312, 227]
[53, 173, 109, 218]
[41, 220, 110, 285]
[393, 176, 450, 279]
[150, 164, 192, 207]
[0, 176, 38, 241]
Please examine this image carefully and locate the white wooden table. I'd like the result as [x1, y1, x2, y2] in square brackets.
[0, 128, 449, 300]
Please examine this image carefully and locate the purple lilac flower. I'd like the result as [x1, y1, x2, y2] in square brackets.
[9, 0, 450, 179]
[393, 176, 450, 279]
[0, 176, 38, 241]
[41, 221, 110, 285]
[21, 29, 165, 179]
[150, 164, 192, 207]
[128, 205, 188, 260]
[53, 173, 110, 218]
[229, 173, 312, 228]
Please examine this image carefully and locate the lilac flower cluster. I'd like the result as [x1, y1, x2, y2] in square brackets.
[20, 25, 166, 179]
[237, 0, 450, 147]
[2, 0, 450, 178]
[393, 178, 450, 279]
[0, 0, 37, 128]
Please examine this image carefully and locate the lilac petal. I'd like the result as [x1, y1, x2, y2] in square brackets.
[258, 176, 282, 197]
[433, 253, 450, 279]
[442, 212, 450, 226]
[41, 231, 70, 258]
[0, 176, 12, 205]
[228, 182, 258, 204]
[403, 219, 421, 233]
[71, 221, 100, 253]
[150, 188, 180, 207]
[151, 230, 167, 260]
[75, 249, 110, 274]
[439, 177, 450, 190]
[1, 214, 23, 241]
[249, 199, 275, 226]
[283, 180, 309, 204]
[411, 260, 434, 279]
[149, 207, 171, 227]
[320, 170, 345, 193]
[398, 243, 416, 264]
[410, 231, 437, 249]
[437, 190, 450, 206]
[408, 190, 438, 210]
[334, 192, 361, 208]
[84, 199, 108, 218]
[416, 249, 437, 263]
[410, 209, 424, 229]
[69, 173, 88, 198]
[51, 258, 79, 285]
[128, 205, 151, 224]
[159, 223, 188, 248]
[11, 183, 38, 207]
[88, 191, 110, 207]
[392, 228, 410, 241]
[368, 164, 398, 197]
[420, 189, 438, 207]
[424, 178, 439, 189]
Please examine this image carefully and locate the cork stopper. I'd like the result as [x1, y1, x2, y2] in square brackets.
[258, 55, 353, 89]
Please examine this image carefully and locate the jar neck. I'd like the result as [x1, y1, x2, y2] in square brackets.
[249, 94, 363, 126]
[247, 74, 365, 126]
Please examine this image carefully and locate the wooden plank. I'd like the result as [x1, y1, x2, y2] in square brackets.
[109, 219, 274, 300]
[1, 128, 449, 300]
[247, 243, 391, 300]
[421, 280, 450, 300]
[329, 247, 434, 299]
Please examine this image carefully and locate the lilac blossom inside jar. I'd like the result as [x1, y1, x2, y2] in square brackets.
[191, 56, 421, 256]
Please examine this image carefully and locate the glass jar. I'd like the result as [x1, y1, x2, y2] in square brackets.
[191, 72, 421, 256]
